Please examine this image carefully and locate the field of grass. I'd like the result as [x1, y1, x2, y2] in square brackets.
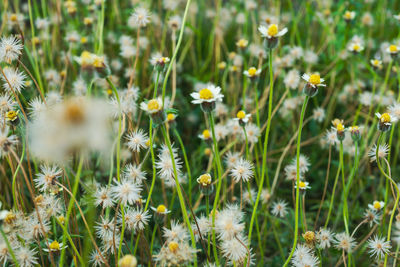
[1, 0, 400, 266]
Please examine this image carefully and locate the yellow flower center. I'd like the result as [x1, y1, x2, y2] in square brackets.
[204, 148, 212, 156]
[58, 215, 65, 224]
[167, 113, 175, 121]
[373, 201, 382, 210]
[4, 212, 16, 224]
[168, 241, 179, 253]
[236, 110, 246, 119]
[344, 11, 352, 20]
[10, 14, 18, 22]
[299, 181, 306, 188]
[218, 62, 226, 70]
[156, 204, 166, 213]
[49, 241, 60, 250]
[389, 45, 398, 53]
[81, 37, 88, 44]
[92, 56, 104, 68]
[81, 51, 93, 65]
[336, 123, 344, 132]
[303, 231, 315, 243]
[381, 113, 391, 123]
[202, 129, 211, 139]
[353, 44, 360, 51]
[199, 88, 213, 100]
[268, 24, 278, 36]
[237, 39, 248, 48]
[198, 174, 211, 185]
[6, 110, 18, 121]
[372, 59, 380, 66]
[247, 67, 257, 77]
[309, 74, 321, 85]
[350, 126, 359, 133]
[119, 255, 137, 267]
[147, 99, 160, 111]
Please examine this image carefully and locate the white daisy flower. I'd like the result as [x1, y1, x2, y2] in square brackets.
[1, 67, 26, 93]
[125, 129, 149, 152]
[230, 157, 254, 183]
[190, 85, 224, 105]
[367, 235, 391, 259]
[258, 24, 288, 39]
[0, 36, 23, 63]
[368, 201, 385, 212]
[302, 73, 326, 88]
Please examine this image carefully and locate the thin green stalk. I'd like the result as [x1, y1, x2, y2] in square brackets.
[376, 134, 400, 267]
[59, 155, 84, 266]
[173, 128, 192, 205]
[12, 140, 25, 208]
[209, 112, 223, 265]
[161, 0, 192, 106]
[324, 164, 341, 228]
[161, 125, 197, 267]
[248, 48, 274, 245]
[340, 142, 349, 234]
[283, 95, 309, 267]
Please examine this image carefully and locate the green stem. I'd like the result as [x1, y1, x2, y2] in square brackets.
[161, 125, 197, 267]
[173, 128, 192, 205]
[283, 95, 309, 267]
[59, 155, 84, 266]
[248, 48, 274, 245]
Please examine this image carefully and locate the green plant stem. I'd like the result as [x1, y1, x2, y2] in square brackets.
[161, 125, 197, 267]
[283, 95, 309, 267]
[173, 128, 192, 205]
[209, 112, 223, 265]
[59, 155, 84, 266]
[248, 48, 274, 245]
[376, 134, 400, 267]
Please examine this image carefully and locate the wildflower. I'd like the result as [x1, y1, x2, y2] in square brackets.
[334, 232, 356, 252]
[291, 154, 311, 173]
[258, 23, 288, 49]
[198, 129, 212, 142]
[291, 243, 320, 267]
[190, 85, 224, 112]
[126, 129, 149, 153]
[367, 235, 391, 259]
[386, 44, 399, 57]
[95, 216, 117, 239]
[0, 126, 18, 158]
[271, 200, 288, 218]
[302, 73, 325, 97]
[334, 121, 345, 141]
[224, 151, 241, 169]
[111, 178, 142, 206]
[123, 208, 150, 232]
[1, 67, 26, 93]
[28, 97, 112, 162]
[368, 201, 385, 212]
[220, 234, 251, 266]
[348, 41, 364, 54]
[284, 69, 301, 89]
[343, 11, 356, 22]
[230, 158, 254, 183]
[217, 61, 227, 70]
[163, 221, 189, 242]
[312, 107, 325, 123]
[236, 38, 248, 50]
[15, 247, 38, 267]
[0, 36, 23, 63]
[150, 55, 170, 71]
[94, 186, 114, 209]
[123, 164, 146, 184]
[349, 126, 361, 141]
[243, 123, 260, 143]
[295, 181, 311, 191]
[234, 110, 251, 126]
[44, 240, 67, 253]
[303, 231, 316, 245]
[154, 239, 196, 266]
[316, 228, 333, 249]
[130, 7, 151, 27]
[155, 144, 184, 187]
[151, 204, 171, 215]
[34, 165, 63, 192]
[376, 112, 395, 131]
[5, 110, 19, 126]
[119, 255, 137, 267]
[364, 209, 381, 227]
[243, 67, 261, 81]
[370, 58, 383, 70]
[140, 98, 165, 125]
[215, 204, 244, 240]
